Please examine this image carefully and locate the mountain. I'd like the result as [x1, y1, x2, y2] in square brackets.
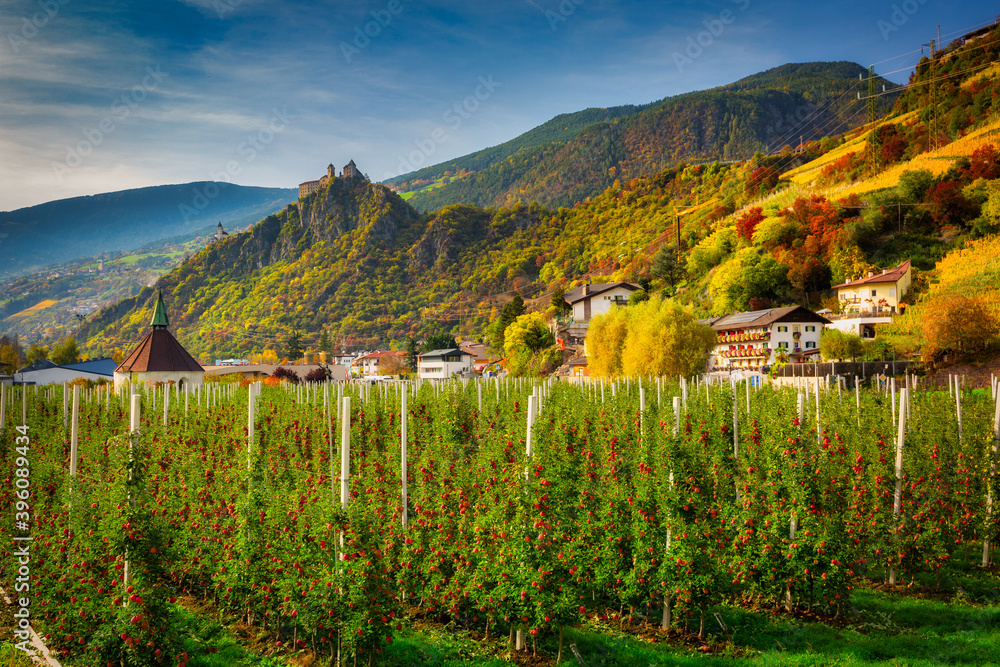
[0, 183, 297, 277]
[75, 27, 1000, 363]
[0, 225, 222, 339]
[390, 62, 898, 211]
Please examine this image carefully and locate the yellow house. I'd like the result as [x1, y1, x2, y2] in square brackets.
[832, 260, 911, 314]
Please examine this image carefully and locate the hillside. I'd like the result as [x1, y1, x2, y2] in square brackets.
[75, 26, 1000, 363]
[0, 183, 296, 277]
[394, 62, 897, 212]
[0, 226, 222, 340]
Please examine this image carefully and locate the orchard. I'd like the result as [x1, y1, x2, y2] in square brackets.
[0, 373, 997, 665]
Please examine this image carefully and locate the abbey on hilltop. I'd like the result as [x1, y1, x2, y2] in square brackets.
[298, 160, 366, 198]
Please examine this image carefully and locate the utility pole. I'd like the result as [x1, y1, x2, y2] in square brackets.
[923, 37, 937, 150]
[867, 65, 880, 175]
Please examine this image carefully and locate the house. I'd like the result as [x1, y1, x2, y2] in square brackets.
[114, 292, 205, 390]
[13, 358, 115, 386]
[351, 350, 407, 377]
[417, 348, 473, 380]
[709, 305, 831, 371]
[826, 315, 893, 340]
[460, 341, 498, 373]
[563, 282, 641, 322]
[832, 260, 911, 315]
[568, 356, 589, 377]
[558, 282, 641, 344]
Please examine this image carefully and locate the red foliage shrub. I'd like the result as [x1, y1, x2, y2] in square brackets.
[736, 207, 765, 241]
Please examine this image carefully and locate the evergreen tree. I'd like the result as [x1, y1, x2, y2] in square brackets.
[422, 332, 457, 353]
[550, 287, 572, 317]
[285, 330, 304, 361]
[405, 336, 419, 372]
[318, 328, 332, 355]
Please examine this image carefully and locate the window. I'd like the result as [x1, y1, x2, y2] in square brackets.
[805, 325, 815, 332]
[805, 341, 816, 349]
[871, 289, 877, 297]
[777, 326, 788, 332]
[778, 342, 789, 349]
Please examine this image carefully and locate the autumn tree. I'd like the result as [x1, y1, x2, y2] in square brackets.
[588, 298, 715, 377]
[0, 335, 24, 372]
[25, 342, 49, 365]
[503, 313, 562, 376]
[819, 328, 865, 361]
[920, 294, 999, 361]
[50, 337, 81, 366]
[379, 353, 409, 376]
[586, 306, 629, 377]
[735, 207, 765, 241]
[488, 295, 525, 353]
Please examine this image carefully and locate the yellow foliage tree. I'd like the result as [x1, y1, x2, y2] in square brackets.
[588, 298, 715, 377]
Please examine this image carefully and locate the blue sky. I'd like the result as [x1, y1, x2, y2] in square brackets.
[0, 0, 996, 210]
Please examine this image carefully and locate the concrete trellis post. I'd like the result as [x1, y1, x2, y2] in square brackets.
[985, 391, 1000, 567]
[0, 385, 6, 431]
[340, 396, 352, 510]
[956, 378, 963, 446]
[525, 395, 538, 462]
[401, 388, 409, 529]
[123, 393, 141, 594]
[70, 386, 80, 478]
[889, 388, 907, 585]
[662, 395, 682, 630]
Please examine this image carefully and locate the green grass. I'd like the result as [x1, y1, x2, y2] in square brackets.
[398, 177, 455, 201]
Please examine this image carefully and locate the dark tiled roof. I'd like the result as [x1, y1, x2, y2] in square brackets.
[711, 305, 831, 331]
[17, 359, 59, 373]
[563, 282, 641, 305]
[116, 329, 204, 373]
[569, 356, 588, 366]
[832, 260, 910, 290]
[418, 348, 471, 359]
[62, 358, 116, 376]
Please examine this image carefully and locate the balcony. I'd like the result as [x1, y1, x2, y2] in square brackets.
[716, 331, 771, 344]
[719, 347, 770, 359]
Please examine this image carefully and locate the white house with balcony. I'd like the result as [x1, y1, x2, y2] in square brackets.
[557, 282, 641, 345]
[708, 305, 831, 371]
[417, 348, 473, 380]
[563, 282, 641, 321]
[832, 260, 911, 314]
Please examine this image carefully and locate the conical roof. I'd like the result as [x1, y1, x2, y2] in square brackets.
[151, 291, 169, 329]
[115, 329, 203, 373]
[116, 292, 202, 373]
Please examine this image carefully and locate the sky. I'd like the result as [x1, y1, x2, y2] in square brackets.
[0, 0, 997, 211]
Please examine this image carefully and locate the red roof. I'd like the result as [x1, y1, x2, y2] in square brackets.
[832, 260, 910, 290]
[115, 329, 204, 373]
